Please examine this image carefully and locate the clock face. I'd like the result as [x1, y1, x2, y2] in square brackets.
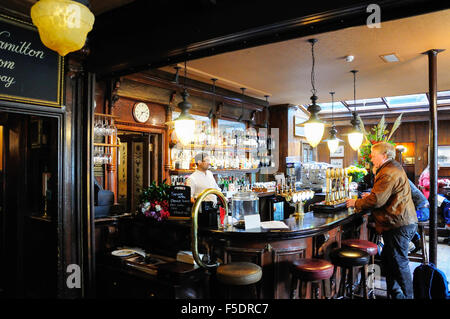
[133, 102, 150, 123]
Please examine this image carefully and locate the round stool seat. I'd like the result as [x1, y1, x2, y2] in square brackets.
[330, 248, 370, 268]
[342, 239, 378, 256]
[291, 258, 334, 281]
[216, 262, 262, 286]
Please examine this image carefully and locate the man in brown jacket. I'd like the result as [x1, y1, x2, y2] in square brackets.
[347, 142, 418, 299]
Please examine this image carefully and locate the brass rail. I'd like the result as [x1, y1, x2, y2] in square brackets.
[191, 188, 228, 269]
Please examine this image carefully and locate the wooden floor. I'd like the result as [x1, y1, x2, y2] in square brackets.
[374, 235, 450, 298]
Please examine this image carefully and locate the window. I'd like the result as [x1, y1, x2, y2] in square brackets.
[385, 94, 428, 108]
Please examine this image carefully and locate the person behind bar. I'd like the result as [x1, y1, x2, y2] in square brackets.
[346, 142, 418, 299]
[186, 152, 221, 204]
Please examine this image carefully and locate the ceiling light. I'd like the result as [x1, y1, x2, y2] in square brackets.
[348, 70, 364, 151]
[301, 39, 326, 148]
[323, 92, 343, 153]
[380, 53, 400, 63]
[173, 62, 196, 146]
[345, 55, 354, 62]
[31, 0, 95, 56]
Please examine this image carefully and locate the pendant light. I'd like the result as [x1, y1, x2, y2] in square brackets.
[31, 0, 95, 56]
[324, 92, 343, 153]
[173, 62, 196, 145]
[348, 70, 364, 151]
[303, 39, 325, 148]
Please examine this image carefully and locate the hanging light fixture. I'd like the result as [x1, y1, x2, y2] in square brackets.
[173, 62, 196, 146]
[31, 0, 95, 57]
[302, 39, 325, 148]
[348, 70, 364, 151]
[323, 92, 343, 153]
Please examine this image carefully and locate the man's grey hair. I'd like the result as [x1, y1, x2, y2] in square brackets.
[194, 152, 209, 164]
[371, 142, 396, 160]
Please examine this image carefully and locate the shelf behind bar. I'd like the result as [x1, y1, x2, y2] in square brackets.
[169, 168, 260, 175]
[171, 144, 259, 152]
[94, 143, 120, 147]
[94, 113, 120, 118]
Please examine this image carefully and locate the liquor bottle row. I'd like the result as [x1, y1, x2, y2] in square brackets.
[217, 175, 251, 193]
[172, 125, 276, 151]
[170, 149, 273, 171]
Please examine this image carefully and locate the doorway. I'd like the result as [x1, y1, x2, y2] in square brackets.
[115, 131, 163, 214]
[0, 112, 58, 298]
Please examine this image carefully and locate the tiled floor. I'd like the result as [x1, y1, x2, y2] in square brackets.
[374, 236, 450, 298]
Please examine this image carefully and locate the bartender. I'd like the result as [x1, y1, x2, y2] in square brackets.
[186, 152, 222, 226]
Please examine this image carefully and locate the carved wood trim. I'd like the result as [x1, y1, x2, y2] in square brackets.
[271, 246, 307, 299]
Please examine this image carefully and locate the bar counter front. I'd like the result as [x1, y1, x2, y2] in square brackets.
[95, 207, 370, 299]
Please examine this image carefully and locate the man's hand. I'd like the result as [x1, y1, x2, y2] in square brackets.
[346, 199, 356, 208]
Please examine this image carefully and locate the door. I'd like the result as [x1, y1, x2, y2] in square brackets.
[0, 112, 58, 298]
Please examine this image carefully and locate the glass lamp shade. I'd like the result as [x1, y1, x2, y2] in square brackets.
[327, 138, 340, 153]
[31, 0, 95, 56]
[174, 119, 196, 145]
[304, 122, 325, 148]
[348, 131, 364, 151]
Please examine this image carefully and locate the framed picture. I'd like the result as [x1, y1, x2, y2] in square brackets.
[330, 145, 344, 158]
[437, 145, 450, 167]
[294, 116, 306, 137]
[330, 158, 343, 168]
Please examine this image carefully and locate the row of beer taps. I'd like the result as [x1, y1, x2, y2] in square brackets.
[325, 168, 350, 205]
[276, 183, 314, 203]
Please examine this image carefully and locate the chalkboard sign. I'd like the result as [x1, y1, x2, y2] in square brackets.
[0, 15, 63, 107]
[169, 185, 192, 219]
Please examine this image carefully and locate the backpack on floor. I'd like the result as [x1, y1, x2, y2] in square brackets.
[413, 263, 450, 299]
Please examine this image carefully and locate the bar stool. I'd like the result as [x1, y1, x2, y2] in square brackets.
[290, 258, 334, 299]
[330, 247, 370, 299]
[216, 262, 263, 299]
[341, 239, 378, 298]
[408, 220, 428, 264]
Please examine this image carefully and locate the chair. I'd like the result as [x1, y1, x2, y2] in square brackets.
[191, 188, 262, 299]
[290, 258, 334, 299]
[330, 247, 371, 299]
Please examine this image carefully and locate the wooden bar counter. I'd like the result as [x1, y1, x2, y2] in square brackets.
[96, 209, 369, 299]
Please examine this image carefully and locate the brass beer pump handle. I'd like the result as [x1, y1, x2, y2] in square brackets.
[191, 188, 228, 269]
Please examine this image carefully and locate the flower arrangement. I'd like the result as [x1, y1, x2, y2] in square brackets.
[139, 180, 171, 221]
[346, 164, 368, 183]
[357, 113, 403, 166]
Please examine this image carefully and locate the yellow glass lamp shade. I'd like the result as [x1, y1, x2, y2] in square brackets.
[348, 131, 363, 151]
[174, 119, 196, 146]
[304, 122, 325, 148]
[31, 0, 95, 56]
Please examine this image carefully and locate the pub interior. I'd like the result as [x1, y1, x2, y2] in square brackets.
[0, 0, 449, 301]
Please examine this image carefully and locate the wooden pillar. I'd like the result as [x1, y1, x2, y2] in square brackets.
[426, 48, 444, 266]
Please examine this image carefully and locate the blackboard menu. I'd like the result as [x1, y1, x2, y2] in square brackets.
[169, 185, 192, 219]
[0, 15, 63, 107]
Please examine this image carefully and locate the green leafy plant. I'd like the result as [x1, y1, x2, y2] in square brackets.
[358, 113, 403, 166]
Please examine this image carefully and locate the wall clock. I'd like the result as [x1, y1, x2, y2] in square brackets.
[132, 102, 150, 123]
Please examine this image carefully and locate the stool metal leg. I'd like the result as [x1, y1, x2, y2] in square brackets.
[290, 275, 298, 299]
[361, 264, 368, 299]
[348, 267, 354, 299]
